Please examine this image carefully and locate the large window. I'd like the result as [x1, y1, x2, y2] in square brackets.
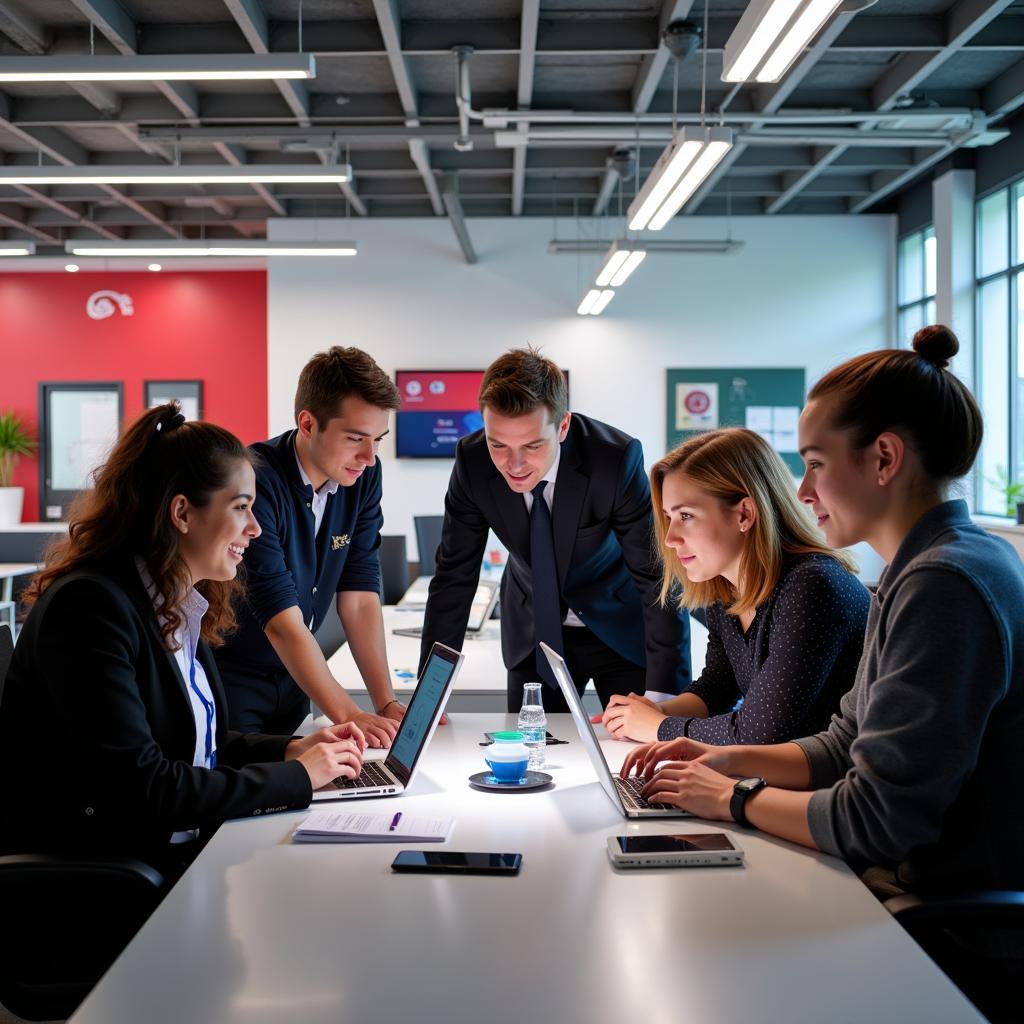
[897, 226, 936, 344]
[975, 185, 1024, 516]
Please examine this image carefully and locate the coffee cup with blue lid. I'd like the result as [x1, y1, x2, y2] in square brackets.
[484, 731, 529, 783]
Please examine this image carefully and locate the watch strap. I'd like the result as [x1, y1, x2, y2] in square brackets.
[730, 777, 767, 828]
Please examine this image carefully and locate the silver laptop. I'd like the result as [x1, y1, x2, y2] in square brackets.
[312, 642, 463, 802]
[392, 579, 499, 639]
[540, 642, 691, 819]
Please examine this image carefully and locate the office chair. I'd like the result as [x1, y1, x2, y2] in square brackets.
[314, 599, 347, 661]
[0, 629, 168, 1021]
[413, 515, 444, 577]
[885, 890, 1024, 1023]
[379, 535, 411, 605]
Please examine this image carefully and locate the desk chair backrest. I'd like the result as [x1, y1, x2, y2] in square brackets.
[414, 515, 444, 577]
[379, 535, 411, 605]
[0, 623, 12, 705]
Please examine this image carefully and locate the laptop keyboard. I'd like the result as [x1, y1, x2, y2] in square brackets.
[616, 775, 671, 811]
[332, 761, 395, 790]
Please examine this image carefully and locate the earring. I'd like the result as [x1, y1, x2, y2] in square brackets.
[740, 526, 747, 533]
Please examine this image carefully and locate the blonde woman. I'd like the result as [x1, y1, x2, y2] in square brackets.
[600, 427, 868, 745]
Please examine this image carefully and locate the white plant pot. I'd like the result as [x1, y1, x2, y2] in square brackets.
[0, 486, 25, 526]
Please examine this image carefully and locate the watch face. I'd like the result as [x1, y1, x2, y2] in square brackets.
[737, 778, 762, 793]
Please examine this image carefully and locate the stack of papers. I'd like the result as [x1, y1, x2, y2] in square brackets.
[293, 810, 454, 844]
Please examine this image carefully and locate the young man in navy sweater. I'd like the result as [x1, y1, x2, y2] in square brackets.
[216, 347, 405, 746]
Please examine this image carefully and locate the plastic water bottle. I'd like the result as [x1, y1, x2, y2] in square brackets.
[517, 682, 547, 771]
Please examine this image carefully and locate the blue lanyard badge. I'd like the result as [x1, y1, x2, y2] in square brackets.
[187, 650, 217, 768]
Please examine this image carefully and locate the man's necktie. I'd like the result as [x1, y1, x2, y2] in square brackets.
[530, 480, 563, 689]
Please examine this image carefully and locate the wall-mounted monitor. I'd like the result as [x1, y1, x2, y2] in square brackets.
[394, 369, 569, 459]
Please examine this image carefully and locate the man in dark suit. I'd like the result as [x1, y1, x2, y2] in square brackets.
[420, 348, 690, 713]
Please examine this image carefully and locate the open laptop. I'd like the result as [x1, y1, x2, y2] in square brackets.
[392, 579, 499, 639]
[312, 641, 464, 801]
[540, 642, 691, 819]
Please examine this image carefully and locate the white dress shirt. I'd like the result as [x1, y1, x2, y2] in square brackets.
[295, 442, 339, 539]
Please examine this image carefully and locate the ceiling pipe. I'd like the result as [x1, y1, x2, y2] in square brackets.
[453, 46, 475, 152]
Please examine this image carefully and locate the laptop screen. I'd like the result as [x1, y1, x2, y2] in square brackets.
[386, 644, 460, 784]
[466, 581, 499, 631]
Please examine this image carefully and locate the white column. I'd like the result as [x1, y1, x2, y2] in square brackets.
[932, 168, 976, 390]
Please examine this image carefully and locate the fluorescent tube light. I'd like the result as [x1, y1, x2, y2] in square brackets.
[64, 240, 358, 258]
[0, 54, 315, 82]
[755, 0, 844, 82]
[627, 127, 733, 231]
[722, 0, 843, 83]
[0, 165, 351, 186]
[593, 241, 648, 287]
[577, 288, 615, 316]
[0, 242, 35, 256]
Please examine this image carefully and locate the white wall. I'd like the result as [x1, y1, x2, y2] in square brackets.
[267, 214, 894, 571]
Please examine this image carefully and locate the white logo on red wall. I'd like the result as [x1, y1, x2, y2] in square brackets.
[86, 290, 134, 320]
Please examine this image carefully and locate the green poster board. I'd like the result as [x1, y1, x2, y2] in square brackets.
[665, 368, 806, 475]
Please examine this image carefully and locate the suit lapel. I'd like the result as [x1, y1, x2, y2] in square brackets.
[552, 428, 589, 590]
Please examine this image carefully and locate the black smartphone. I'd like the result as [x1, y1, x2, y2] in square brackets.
[391, 851, 522, 875]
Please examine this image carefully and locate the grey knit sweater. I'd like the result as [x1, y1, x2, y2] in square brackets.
[795, 500, 1024, 890]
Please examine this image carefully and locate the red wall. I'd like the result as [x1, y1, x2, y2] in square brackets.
[0, 269, 267, 521]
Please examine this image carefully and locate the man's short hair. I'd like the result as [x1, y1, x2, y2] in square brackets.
[478, 348, 567, 424]
[294, 346, 401, 427]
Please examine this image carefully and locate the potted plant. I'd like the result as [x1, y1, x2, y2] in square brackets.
[0, 410, 36, 526]
[987, 466, 1024, 524]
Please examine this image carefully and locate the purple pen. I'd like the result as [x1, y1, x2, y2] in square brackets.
[388, 812, 402, 832]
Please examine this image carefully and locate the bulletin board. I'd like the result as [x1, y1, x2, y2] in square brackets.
[665, 368, 806, 475]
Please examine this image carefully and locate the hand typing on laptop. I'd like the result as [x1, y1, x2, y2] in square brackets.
[285, 722, 367, 790]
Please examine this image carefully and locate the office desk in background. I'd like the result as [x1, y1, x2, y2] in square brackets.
[328, 607, 710, 713]
[0, 563, 37, 636]
[69, 714, 983, 1024]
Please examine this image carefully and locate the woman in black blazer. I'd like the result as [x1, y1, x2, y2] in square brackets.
[0, 404, 365, 878]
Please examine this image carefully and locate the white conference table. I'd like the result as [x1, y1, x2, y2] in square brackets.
[70, 714, 983, 1024]
[328, 606, 710, 713]
[0, 562, 36, 603]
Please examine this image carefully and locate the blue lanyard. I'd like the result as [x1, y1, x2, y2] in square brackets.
[186, 644, 217, 769]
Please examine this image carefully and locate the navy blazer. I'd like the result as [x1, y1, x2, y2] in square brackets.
[0, 559, 312, 863]
[216, 430, 384, 674]
[419, 414, 690, 693]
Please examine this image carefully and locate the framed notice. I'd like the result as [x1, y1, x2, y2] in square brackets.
[665, 368, 806, 475]
[145, 380, 203, 422]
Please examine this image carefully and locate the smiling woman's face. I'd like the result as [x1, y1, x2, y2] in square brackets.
[175, 459, 261, 584]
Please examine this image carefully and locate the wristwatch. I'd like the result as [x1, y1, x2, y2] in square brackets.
[730, 777, 767, 828]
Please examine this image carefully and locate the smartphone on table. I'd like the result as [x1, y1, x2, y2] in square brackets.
[391, 851, 523, 875]
[607, 833, 743, 869]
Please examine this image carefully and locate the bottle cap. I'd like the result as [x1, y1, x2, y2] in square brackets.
[492, 731, 524, 742]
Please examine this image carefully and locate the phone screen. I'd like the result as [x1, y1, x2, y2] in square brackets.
[616, 834, 736, 854]
[392, 851, 522, 874]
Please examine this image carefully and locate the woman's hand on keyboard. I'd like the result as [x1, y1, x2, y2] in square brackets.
[620, 736, 727, 780]
[292, 736, 365, 790]
[640, 760, 733, 820]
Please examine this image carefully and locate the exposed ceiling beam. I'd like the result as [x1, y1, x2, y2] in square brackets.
[373, 0, 420, 126]
[687, 8, 859, 215]
[440, 173, 477, 264]
[12, 185, 122, 241]
[0, 206, 59, 243]
[631, 0, 696, 114]
[512, 0, 540, 216]
[850, 142, 962, 213]
[408, 138, 443, 215]
[984, 57, 1024, 120]
[0, 1, 50, 54]
[213, 141, 287, 217]
[221, 0, 310, 126]
[776, 0, 1013, 214]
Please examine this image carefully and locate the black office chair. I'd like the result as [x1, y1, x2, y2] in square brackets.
[413, 515, 444, 577]
[0, 854, 167, 1020]
[885, 890, 1024, 1023]
[0, 628, 168, 1021]
[379, 534, 410, 605]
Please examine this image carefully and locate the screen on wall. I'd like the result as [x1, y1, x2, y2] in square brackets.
[394, 369, 569, 459]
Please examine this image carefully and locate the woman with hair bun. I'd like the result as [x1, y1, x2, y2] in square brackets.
[624, 325, 1024, 898]
[0, 404, 365, 880]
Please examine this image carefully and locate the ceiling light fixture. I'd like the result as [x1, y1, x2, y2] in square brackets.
[576, 288, 615, 316]
[627, 126, 733, 231]
[594, 241, 648, 287]
[722, 0, 844, 83]
[64, 240, 358, 258]
[0, 54, 315, 82]
[0, 165, 351, 187]
[0, 242, 36, 256]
